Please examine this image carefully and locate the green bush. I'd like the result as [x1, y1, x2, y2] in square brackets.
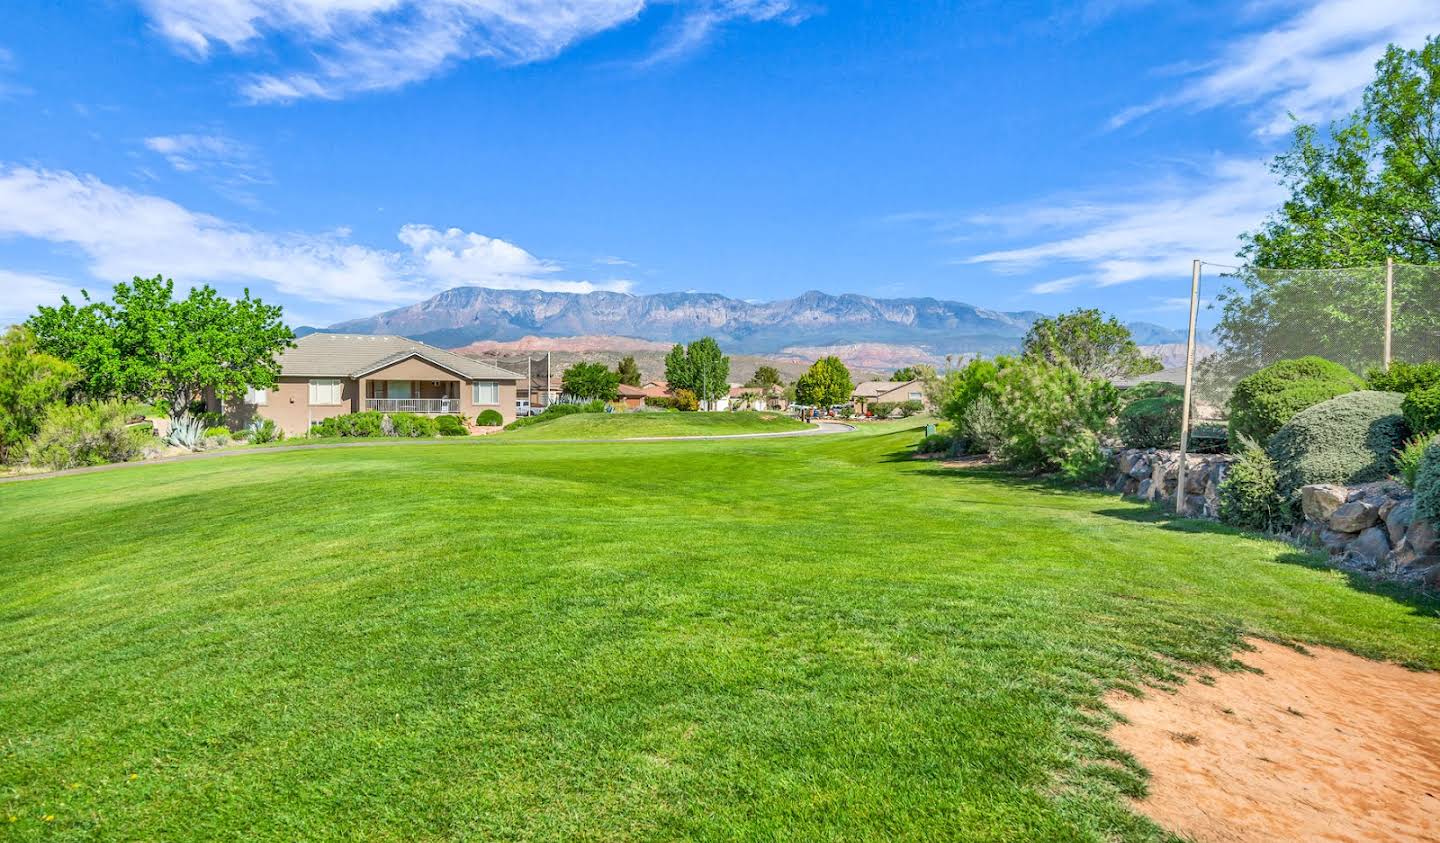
[312, 411, 385, 438]
[1365, 361, 1440, 394]
[390, 413, 438, 437]
[672, 389, 699, 412]
[1120, 381, 1183, 404]
[1228, 356, 1363, 445]
[898, 399, 924, 417]
[916, 433, 953, 454]
[1415, 441, 1440, 523]
[436, 415, 468, 436]
[938, 358, 1004, 428]
[1056, 428, 1110, 484]
[1117, 395, 1182, 449]
[245, 418, 282, 444]
[869, 402, 896, 418]
[203, 426, 231, 439]
[1401, 384, 1440, 436]
[644, 396, 676, 410]
[1267, 390, 1409, 497]
[1394, 435, 1434, 490]
[503, 400, 607, 431]
[988, 359, 1119, 475]
[1187, 422, 1230, 455]
[1219, 436, 1286, 531]
[475, 409, 504, 426]
[27, 401, 148, 470]
[958, 394, 1003, 455]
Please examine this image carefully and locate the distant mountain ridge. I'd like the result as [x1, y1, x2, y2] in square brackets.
[321, 287, 1192, 355]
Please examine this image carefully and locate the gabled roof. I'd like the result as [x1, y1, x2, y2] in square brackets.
[616, 383, 648, 398]
[851, 379, 922, 399]
[278, 334, 522, 381]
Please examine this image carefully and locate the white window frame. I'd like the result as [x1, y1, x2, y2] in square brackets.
[244, 387, 269, 406]
[908, 392, 923, 401]
[473, 381, 500, 405]
[309, 378, 343, 405]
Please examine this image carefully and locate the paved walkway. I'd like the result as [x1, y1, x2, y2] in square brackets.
[0, 421, 856, 485]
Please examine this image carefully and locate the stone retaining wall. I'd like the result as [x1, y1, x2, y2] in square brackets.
[1106, 448, 1237, 519]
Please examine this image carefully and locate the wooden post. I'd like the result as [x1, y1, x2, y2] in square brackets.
[1384, 256, 1394, 370]
[1176, 259, 1202, 516]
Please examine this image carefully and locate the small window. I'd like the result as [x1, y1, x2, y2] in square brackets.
[309, 378, 343, 405]
[473, 381, 499, 405]
[908, 392, 923, 401]
[244, 387, 269, 406]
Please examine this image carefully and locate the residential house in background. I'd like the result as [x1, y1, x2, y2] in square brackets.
[851, 379, 928, 416]
[616, 384, 648, 410]
[728, 384, 788, 412]
[213, 333, 523, 436]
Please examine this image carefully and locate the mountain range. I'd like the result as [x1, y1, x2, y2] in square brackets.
[319, 287, 1193, 355]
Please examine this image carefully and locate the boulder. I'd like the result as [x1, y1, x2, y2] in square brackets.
[1300, 485, 1348, 523]
[1384, 499, 1416, 546]
[1136, 479, 1154, 500]
[1407, 519, 1438, 557]
[1348, 526, 1390, 562]
[1321, 528, 1359, 553]
[1329, 501, 1380, 533]
[1128, 459, 1151, 480]
[1292, 521, 1324, 548]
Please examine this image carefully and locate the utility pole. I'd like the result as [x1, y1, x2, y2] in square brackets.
[1384, 256, 1394, 370]
[1176, 259, 1201, 516]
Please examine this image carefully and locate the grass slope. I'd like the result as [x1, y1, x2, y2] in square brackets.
[1, 424, 1436, 840]
[503, 410, 811, 440]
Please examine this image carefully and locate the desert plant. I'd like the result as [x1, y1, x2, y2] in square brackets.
[476, 409, 503, 426]
[436, 415, 468, 436]
[0, 326, 79, 465]
[1394, 435, 1435, 490]
[1227, 356, 1363, 445]
[26, 401, 148, 470]
[958, 394, 1004, 455]
[245, 418, 281, 444]
[1218, 436, 1287, 531]
[1117, 394, 1182, 449]
[988, 359, 1119, 474]
[1401, 383, 1440, 436]
[1415, 441, 1440, 523]
[1267, 390, 1409, 497]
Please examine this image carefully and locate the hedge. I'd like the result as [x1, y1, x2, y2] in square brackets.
[475, 409, 504, 426]
[436, 415, 468, 436]
[1401, 384, 1440, 436]
[1117, 395, 1181, 449]
[1415, 440, 1440, 523]
[1365, 361, 1440, 394]
[1228, 356, 1363, 445]
[1266, 390, 1408, 497]
[1218, 436, 1286, 531]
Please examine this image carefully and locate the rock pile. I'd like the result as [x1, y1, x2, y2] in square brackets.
[1106, 449, 1237, 518]
[1293, 482, 1440, 589]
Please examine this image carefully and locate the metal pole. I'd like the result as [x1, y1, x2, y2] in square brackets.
[1176, 259, 1202, 516]
[1384, 256, 1394, 370]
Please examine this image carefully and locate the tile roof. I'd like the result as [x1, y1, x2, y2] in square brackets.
[279, 334, 522, 381]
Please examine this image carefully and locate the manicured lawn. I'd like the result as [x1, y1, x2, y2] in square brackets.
[2, 423, 1436, 840]
[502, 409, 812, 440]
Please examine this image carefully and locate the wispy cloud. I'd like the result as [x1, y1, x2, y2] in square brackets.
[0, 270, 85, 325]
[1111, 0, 1440, 135]
[143, 133, 271, 204]
[0, 165, 632, 319]
[594, 255, 635, 266]
[139, 0, 806, 103]
[960, 156, 1286, 291]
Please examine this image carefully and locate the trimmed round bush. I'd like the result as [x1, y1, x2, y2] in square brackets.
[1365, 360, 1440, 394]
[436, 415, 468, 436]
[1228, 356, 1363, 445]
[1401, 383, 1440, 436]
[1414, 440, 1440, 523]
[475, 409, 504, 426]
[1266, 390, 1408, 497]
[1117, 395, 1181, 449]
[1219, 437, 1286, 531]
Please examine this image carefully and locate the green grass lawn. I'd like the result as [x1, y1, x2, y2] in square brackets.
[502, 409, 812, 440]
[2, 423, 1436, 840]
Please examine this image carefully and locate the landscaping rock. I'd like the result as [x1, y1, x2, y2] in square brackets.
[1384, 499, 1416, 546]
[1329, 501, 1380, 533]
[1137, 478, 1154, 500]
[1321, 528, 1359, 553]
[1349, 527, 1390, 562]
[1407, 519, 1438, 557]
[1127, 457, 1150, 479]
[1301, 485, 1348, 523]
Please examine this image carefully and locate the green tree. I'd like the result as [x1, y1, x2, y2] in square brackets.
[663, 337, 730, 409]
[891, 365, 935, 382]
[0, 326, 79, 464]
[615, 355, 642, 387]
[27, 275, 292, 439]
[747, 365, 783, 389]
[562, 362, 620, 401]
[1218, 38, 1440, 368]
[795, 356, 853, 408]
[1021, 309, 1161, 380]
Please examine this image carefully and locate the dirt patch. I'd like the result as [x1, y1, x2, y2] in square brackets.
[1108, 639, 1440, 842]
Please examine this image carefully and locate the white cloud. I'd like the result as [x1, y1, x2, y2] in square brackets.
[0, 270, 86, 325]
[145, 133, 255, 174]
[964, 156, 1286, 290]
[0, 45, 30, 100]
[138, 0, 804, 102]
[0, 166, 632, 317]
[1111, 0, 1440, 135]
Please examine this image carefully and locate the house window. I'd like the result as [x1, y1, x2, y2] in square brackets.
[244, 387, 268, 406]
[473, 381, 499, 405]
[309, 378, 343, 405]
[908, 392, 923, 401]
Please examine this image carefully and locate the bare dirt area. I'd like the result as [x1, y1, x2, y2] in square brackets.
[1108, 639, 1440, 842]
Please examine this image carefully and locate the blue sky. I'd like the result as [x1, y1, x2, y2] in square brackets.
[1, 0, 1436, 330]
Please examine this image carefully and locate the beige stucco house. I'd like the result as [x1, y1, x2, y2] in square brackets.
[851, 379, 928, 415]
[213, 333, 523, 436]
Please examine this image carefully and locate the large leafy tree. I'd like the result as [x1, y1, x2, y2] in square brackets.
[0, 326, 78, 464]
[795, 356, 853, 407]
[1021, 309, 1161, 380]
[26, 275, 293, 430]
[615, 355, 642, 387]
[1218, 37, 1440, 369]
[663, 337, 730, 408]
[562, 362, 620, 400]
[891, 365, 936, 382]
[746, 365, 783, 389]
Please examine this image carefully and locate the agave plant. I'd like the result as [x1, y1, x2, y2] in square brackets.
[166, 412, 206, 449]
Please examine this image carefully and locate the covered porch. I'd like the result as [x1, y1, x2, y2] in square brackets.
[363, 379, 461, 415]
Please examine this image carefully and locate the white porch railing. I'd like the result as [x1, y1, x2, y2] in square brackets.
[365, 398, 458, 414]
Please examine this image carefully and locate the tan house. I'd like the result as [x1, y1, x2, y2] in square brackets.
[214, 333, 523, 436]
[727, 384, 788, 412]
[851, 379, 928, 416]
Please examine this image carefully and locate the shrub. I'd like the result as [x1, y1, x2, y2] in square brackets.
[644, 396, 675, 410]
[1228, 356, 1363, 445]
[1187, 422, 1230, 454]
[1120, 381, 1183, 404]
[1415, 441, 1440, 523]
[475, 409, 504, 426]
[1401, 384, 1440, 436]
[898, 399, 924, 417]
[938, 358, 1003, 428]
[1219, 436, 1286, 531]
[1056, 428, 1110, 484]
[1365, 361, 1440, 394]
[1266, 390, 1409, 497]
[672, 389, 699, 412]
[27, 401, 148, 470]
[869, 402, 896, 418]
[959, 394, 1003, 455]
[503, 400, 607, 431]
[245, 418, 282, 444]
[988, 359, 1119, 474]
[1394, 435, 1434, 490]
[436, 415, 468, 436]
[389, 412, 438, 437]
[312, 411, 384, 438]
[203, 426, 231, 439]
[916, 433, 953, 454]
[1117, 395, 1182, 449]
